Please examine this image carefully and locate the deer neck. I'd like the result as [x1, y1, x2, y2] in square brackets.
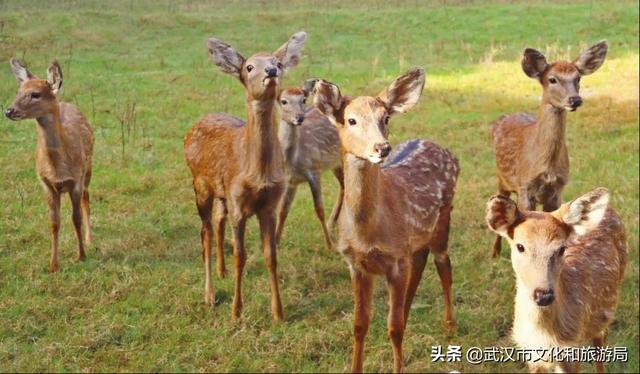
[243, 97, 283, 182]
[35, 105, 64, 151]
[530, 102, 567, 165]
[278, 120, 299, 164]
[342, 153, 382, 230]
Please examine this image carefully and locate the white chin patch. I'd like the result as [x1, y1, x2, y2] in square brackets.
[565, 106, 576, 112]
[262, 77, 278, 86]
[368, 155, 383, 164]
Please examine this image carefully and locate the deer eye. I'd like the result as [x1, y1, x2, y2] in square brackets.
[348, 118, 357, 126]
[302, 98, 306, 104]
[30, 92, 41, 99]
[558, 245, 566, 257]
[516, 244, 525, 253]
[384, 116, 390, 125]
[246, 65, 254, 72]
[548, 77, 557, 84]
[280, 100, 288, 105]
[277, 62, 283, 69]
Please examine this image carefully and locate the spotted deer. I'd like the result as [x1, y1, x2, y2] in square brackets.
[486, 188, 627, 373]
[307, 68, 459, 373]
[276, 85, 343, 250]
[184, 32, 307, 321]
[491, 41, 608, 257]
[5, 59, 94, 273]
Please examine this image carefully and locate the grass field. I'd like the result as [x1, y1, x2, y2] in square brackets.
[0, 0, 638, 372]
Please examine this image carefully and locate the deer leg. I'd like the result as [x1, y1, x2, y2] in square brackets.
[46, 189, 61, 273]
[328, 167, 344, 231]
[387, 261, 409, 373]
[404, 248, 429, 327]
[70, 188, 86, 262]
[430, 204, 456, 332]
[230, 214, 247, 320]
[518, 187, 536, 211]
[593, 331, 607, 373]
[196, 191, 215, 307]
[275, 185, 297, 246]
[81, 189, 92, 246]
[258, 209, 284, 322]
[307, 172, 333, 251]
[351, 268, 373, 373]
[492, 190, 510, 258]
[213, 199, 227, 279]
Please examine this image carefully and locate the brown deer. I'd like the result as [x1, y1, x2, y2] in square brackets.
[276, 85, 343, 250]
[184, 32, 307, 321]
[486, 187, 627, 373]
[491, 41, 608, 257]
[5, 58, 94, 273]
[307, 68, 459, 373]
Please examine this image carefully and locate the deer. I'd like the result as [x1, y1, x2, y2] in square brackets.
[5, 58, 94, 273]
[485, 187, 627, 373]
[307, 67, 459, 373]
[491, 41, 608, 258]
[276, 85, 343, 250]
[183, 31, 307, 321]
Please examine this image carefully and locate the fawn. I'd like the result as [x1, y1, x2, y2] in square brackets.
[184, 32, 307, 321]
[491, 41, 608, 257]
[5, 59, 94, 273]
[307, 68, 459, 373]
[486, 187, 627, 373]
[276, 85, 343, 250]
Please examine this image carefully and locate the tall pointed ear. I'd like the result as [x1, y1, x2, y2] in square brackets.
[377, 67, 425, 115]
[574, 40, 608, 75]
[273, 31, 307, 73]
[9, 58, 34, 84]
[47, 60, 63, 96]
[302, 78, 315, 98]
[207, 37, 245, 80]
[555, 188, 609, 236]
[521, 48, 548, 79]
[485, 195, 522, 238]
[307, 78, 344, 126]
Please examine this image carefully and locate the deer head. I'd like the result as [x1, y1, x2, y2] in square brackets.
[306, 67, 425, 164]
[486, 188, 610, 307]
[521, 41, 608, 112]
[207, 32, 307, 101]
[279, 86, 308, 126]
[5, 58, 63, 121]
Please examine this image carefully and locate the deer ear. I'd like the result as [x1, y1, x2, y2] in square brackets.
[574, 40, 608, 75]
[485, 195, 522, 238]
[556, 188, 609, 236]
[302, 78, 315, 98]
[47, 60, 63, 96]
[521, 48, 548, 79]
[273, 31, 307, 73]
[207, 37, 245, 80]
[308, 78, 344, 126]
[377, 67, 425, 115]
[9, 58, 34, 84]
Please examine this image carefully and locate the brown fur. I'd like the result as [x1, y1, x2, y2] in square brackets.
[486, 188, 627, 373]
[6, 59, 94, 273]
[309, 68, 459, 373]
[183, 32, 306, 321]
[491, 41, 608, 257]
[276, 86, 343, 250]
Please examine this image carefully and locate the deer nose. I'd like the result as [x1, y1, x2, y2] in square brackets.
[265, 67, 278, 78]
[295, 114, 305, 125]
[4, 107, 15, 119]
[568, 96, 583, 109]
[375, 142, 391, 158]
[533, 288, 555, 306]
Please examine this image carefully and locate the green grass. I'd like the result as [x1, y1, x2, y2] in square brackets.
[0, 0, 638, 372]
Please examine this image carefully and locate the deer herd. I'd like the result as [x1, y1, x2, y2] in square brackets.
[4, 30, 629, 373]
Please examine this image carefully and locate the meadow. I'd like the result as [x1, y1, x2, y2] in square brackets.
[0, 0, 638, 372]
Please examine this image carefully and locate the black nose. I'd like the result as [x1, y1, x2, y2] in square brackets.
[296, 114, 305, 125]
[534, 288, 554, 306]
[375, 142, 391, 158]
[568, 96, 583, 109]
[265, 67, 277, 78]
[5, 108, 15, 118]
